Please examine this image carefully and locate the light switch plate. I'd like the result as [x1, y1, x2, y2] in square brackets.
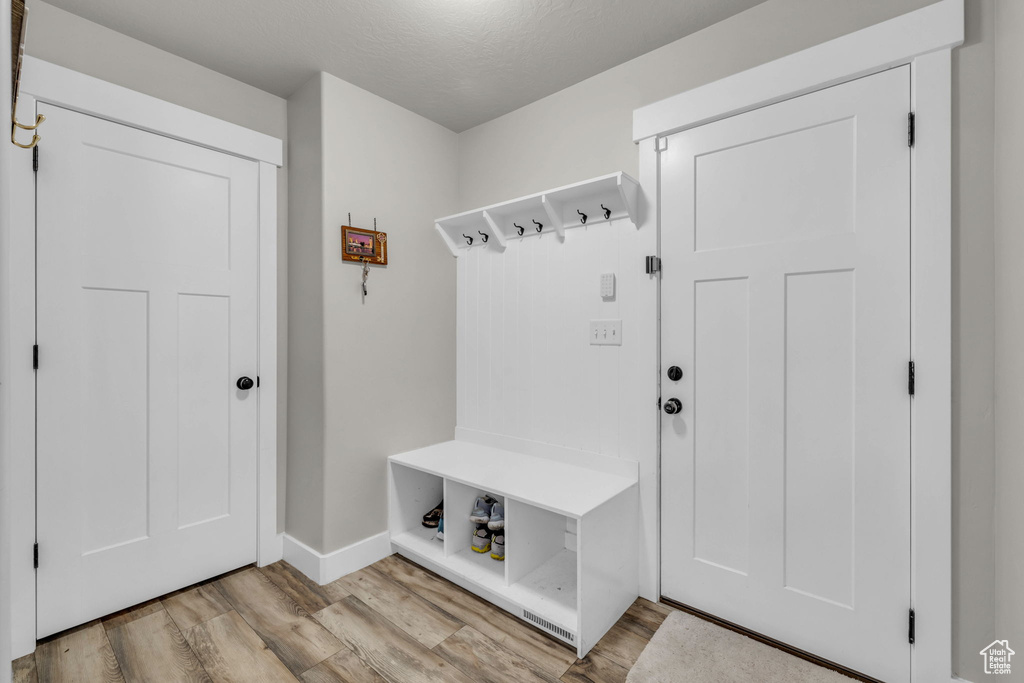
[600, 273, 616, 299]
[590, 319, 623, 346]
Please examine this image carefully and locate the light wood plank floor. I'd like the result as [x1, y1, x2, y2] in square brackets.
[13, 554, 673, 683]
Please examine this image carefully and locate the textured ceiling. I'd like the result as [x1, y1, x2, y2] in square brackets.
[42, 0, 767, 132]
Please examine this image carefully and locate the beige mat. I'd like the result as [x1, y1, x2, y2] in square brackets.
[626, 611, 855, 683]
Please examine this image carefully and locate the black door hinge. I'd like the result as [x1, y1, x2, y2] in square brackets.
[908, 609, 915, 644]
[32, 344, 39, 370]
[646, 256, 662, 275]
[908, 113, 916, 148]
[256, 376, 261, 388]
[33, 543, 39, 569]
[32, 146, 39, 172]
[908, 360, 915, 396]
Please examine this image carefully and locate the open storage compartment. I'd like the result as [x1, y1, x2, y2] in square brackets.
[505, 501, 577, 635]
[387, 465, 444, 564]
[387, 440, 638, 657]
[444, 480, 506, 589]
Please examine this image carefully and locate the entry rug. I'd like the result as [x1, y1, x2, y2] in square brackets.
[626, 611, 855, 682]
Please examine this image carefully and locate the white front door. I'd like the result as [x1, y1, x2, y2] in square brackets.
[36, 103, 259, 637]
[659, 66, 912, 683]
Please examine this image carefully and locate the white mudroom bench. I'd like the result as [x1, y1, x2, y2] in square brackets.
[388, 439, 639, 657]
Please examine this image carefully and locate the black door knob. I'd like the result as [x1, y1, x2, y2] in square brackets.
[236, 376, 254, 391]
[664, 398, 682, 415]
[667, 366, 683, 381]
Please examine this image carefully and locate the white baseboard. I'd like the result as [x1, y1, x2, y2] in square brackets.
[282, 532, 392, 585]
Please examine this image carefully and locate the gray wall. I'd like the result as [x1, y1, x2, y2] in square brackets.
[953, 3, 996, 680]
[285, 75, 325, 551]
[994, 2, 1024, 681]
[26, 1, 292, 532]
[456, 0, 997, 679]
[318, 73, 459, 552]
[285, 72, 459, 552]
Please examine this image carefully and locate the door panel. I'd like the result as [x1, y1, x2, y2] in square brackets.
[36, 103, 259, 637]
[660, 67, 911, 683]
[692, 277, 750, 575]
[694, 117, 857, 252]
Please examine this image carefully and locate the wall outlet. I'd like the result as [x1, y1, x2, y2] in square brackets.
[590, 319, 622, 346]
[600, 273, 616, 299]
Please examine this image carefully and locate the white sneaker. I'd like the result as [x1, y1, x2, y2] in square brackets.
[490, 532, 505, 561]
[488, 502, 504, 530]
[471, 523, 491, 553]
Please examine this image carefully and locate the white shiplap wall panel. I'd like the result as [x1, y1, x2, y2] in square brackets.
[457, 220, 645, 463]
[502, 246, 519, 438]
[456, 253, 467, 429]
[477, 250, 491, 432]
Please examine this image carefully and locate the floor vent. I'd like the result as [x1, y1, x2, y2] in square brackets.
[523, 610, 575, 644]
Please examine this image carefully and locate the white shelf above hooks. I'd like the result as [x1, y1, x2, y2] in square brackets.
[435, 172, 640, 257]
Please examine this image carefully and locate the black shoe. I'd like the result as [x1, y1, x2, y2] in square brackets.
[421, 501, 443, 528]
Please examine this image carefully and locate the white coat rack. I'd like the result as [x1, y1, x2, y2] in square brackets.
[434, 172, 640, 257]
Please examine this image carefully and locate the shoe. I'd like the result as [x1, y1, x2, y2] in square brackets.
[421, 501, 443, 528]
[471, 523, 491, 553]
[487, 502, 504, 530]
[469, 496, 495, 524]
[435, 513, 444, 541]
[490, 532, 505, 561]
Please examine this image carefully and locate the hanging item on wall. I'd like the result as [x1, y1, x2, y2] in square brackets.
[342, 216, 388, 300]
[341, 222, 388, 266]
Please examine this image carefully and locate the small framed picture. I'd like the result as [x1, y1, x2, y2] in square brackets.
[341, 225, 388, 265]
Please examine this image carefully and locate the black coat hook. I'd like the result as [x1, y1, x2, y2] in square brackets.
[533, 219, 543, 233]
[478, 231, 489, 243]
[602, 204, 611, 220]
[463, 234, 474, 246]
[514, 222, 525, 236]
[577, 209, 588, 224]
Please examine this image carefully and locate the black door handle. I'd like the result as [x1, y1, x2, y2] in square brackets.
[236, 376, 254, 391]
[664, 398, 682, 415]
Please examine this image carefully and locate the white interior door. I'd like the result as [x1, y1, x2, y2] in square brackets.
[659, 66, 911, 683]
[36, 103, 259, 637]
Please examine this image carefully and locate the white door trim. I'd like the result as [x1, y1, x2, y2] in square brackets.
[19, 57, 282, 167]
[632, 0, 963, 143]
[633, 2, 960, 682]
[4, 59, 283, 659]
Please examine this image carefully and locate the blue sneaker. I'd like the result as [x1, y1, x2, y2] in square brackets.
[436, 513, 444, 541]
[470, 496, 495, 524]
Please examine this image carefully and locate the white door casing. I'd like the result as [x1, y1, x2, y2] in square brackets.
[35, 103, 260, 637]
[659, 67, 912, 683]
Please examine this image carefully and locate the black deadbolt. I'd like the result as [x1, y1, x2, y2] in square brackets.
[236, 376, 255, 391]
[664, 398, 682, 415]
[667, 366, 683, 381]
